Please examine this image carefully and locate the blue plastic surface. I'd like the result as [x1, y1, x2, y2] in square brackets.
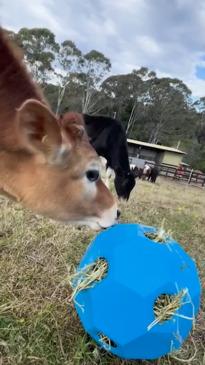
[73, 223, 201, 360]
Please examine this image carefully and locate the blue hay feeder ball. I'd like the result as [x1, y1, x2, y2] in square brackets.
[73, 224, 201, 360]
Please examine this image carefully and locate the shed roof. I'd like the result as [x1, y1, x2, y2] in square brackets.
[127, 138, 186, 155]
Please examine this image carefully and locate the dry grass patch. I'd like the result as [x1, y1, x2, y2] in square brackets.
[0, 178, 205, 365]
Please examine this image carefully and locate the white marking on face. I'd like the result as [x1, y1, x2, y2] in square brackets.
[66, 203, 118, 231]
[83, 160, 101, 199]
[83, 175, 97, 198]
[97, 202, 118, 228]
[64, 159, 118, 230]
[104, 167, 115, 188]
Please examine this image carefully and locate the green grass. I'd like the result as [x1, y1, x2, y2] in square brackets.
[0, 177, 205, 365]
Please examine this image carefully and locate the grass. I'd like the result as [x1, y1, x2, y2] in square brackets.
[0, 177, 205, 365]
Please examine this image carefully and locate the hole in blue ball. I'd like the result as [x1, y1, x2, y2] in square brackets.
[91, 257, 108, 282]
[69, 257, 108, 301]
[144, 231, 166, 243]
[154, 292, 185, 323]
[98, 332, 117, 349]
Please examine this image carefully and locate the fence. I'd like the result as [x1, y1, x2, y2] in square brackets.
[129, 157, 205, 187]
[149, 162, 205, 187]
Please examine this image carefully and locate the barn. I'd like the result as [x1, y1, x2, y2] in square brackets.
[127, 139, 186, 167]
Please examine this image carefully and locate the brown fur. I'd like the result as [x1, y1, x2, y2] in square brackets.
[0, 28, 46, 149]
[0, 28, 117, 229]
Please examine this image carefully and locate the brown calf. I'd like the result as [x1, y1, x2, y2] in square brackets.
[0, 28, 118, 230]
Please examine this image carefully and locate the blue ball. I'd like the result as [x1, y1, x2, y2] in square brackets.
[73, 223, 201, 360]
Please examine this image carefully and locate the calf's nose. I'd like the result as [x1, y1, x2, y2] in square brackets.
[117, 209, 121, 219]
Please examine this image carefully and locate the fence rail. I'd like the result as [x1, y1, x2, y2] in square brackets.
[129, 157, 205, 187]
[150, 162, 205, 187]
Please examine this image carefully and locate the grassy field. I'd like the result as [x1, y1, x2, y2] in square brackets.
[0, 178, 204, 365]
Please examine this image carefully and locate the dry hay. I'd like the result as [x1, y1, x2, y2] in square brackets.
[98, 333, 117, 350]
[154, 291, 186, 322]
[68, 258, 108, 304]
[148, 288, 195, 331]
[145, 219, 173, 243]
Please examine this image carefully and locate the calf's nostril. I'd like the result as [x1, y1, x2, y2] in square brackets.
[117, 209, 121, 219]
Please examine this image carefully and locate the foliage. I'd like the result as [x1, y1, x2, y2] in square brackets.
[6, 27, 205, 171]
[54, 40, 83, 113]
[16, 27, 59, 84]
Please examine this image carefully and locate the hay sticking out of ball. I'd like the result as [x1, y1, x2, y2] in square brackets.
[145, 219, 173, 243]
[145, 227, 172, 243]
[98, 333, 117, 350]
[68, 258, 108, 304]
[154, 292, 185, 320]
[148, 289, 188, 331]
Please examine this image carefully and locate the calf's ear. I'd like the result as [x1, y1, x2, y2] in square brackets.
[59, 112, 88, 147]
[16, 99, 62, 155]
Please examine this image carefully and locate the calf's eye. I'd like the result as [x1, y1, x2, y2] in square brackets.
[86, 170, 100, 182]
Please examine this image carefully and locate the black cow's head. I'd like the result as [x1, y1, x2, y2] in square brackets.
[114, 169, 136, 201]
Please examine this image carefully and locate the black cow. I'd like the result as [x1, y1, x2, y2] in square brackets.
[131, 165, 159, 183]
[147, 166, 160, 183]
[60, 111, 136, 200]
[131, 166, 144, 179]
[83, 114, 136, 200]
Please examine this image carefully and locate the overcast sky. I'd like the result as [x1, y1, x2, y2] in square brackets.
[1, 0, 205, 97]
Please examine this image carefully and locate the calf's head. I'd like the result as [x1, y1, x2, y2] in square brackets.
[0, 100, 118, 230]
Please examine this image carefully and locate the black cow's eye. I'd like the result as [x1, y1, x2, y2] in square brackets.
[86, 170, 99, 182]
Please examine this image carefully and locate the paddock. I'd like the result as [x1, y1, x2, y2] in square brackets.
[0, 178, 204, 365]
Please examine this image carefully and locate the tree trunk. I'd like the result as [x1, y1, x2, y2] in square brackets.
[55, 81, 69, 115]
[126, 102, 137, 135]
[149, 121, 162, 144]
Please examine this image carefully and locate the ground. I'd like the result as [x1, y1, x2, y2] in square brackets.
[0, 178, 204, 365]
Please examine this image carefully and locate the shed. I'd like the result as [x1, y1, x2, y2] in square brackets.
[127, 139, 186, 167]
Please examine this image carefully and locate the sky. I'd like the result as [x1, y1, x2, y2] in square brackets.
[1, 0, 205, 98]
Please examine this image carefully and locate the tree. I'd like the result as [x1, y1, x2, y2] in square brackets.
[194, 97, 205, 145]
[125, 68, 155, 135]
[140, 77, 193, 145]
[101, 72, 144, 128]
[5, 25, 205, 170]
[54, 40, 83, 114]
[186, 139, 205, 172]
[83, 50, 111, 88]
[81, 50, 111, 113]
[16, 27, 59, 85]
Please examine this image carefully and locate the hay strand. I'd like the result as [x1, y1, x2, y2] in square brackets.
[145, 230, 169, 243]
[98, 333, 117, 350]
[68, 258, 108, 304]
[148, 289, 190, 331]
[169, 335, 197, 363]
[145, 219, 172, 243]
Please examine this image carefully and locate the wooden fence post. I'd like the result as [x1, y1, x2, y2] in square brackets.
[188, 169, 193, 184]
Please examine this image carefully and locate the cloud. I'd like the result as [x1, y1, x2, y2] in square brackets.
[1, 0, 64, 35]
[1, 0, 205, 97]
